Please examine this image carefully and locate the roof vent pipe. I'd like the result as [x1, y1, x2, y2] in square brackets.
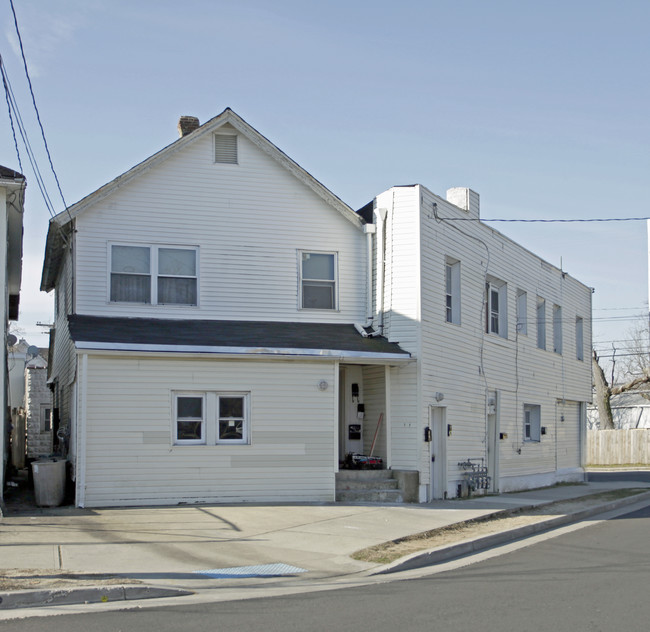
[177, 116, 200, 137]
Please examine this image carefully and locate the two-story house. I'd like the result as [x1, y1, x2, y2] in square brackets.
[40, 109, 592, 507]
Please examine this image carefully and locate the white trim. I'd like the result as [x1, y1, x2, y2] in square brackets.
[73, 341, 411, 361]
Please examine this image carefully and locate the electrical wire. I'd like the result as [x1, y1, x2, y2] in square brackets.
[443, 216, 650, 223]
[9, 0, 70, 217]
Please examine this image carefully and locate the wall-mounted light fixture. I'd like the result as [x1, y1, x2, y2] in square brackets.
[318, 380, 329, 391]
[434, 392, 444, 402]
[447, 424, 452, 437]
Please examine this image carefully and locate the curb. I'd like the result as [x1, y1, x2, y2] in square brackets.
[375, 490, 650, 575]
[0, 585, 193, 610]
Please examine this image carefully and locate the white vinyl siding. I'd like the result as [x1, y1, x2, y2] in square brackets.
[417, 186, 591, 498]
[75, 127, 365, 323]
[79, 355, 338, 507]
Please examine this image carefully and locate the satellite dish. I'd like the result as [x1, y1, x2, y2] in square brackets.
[27, 345, 40, 358]
[7, 334, 17, 347]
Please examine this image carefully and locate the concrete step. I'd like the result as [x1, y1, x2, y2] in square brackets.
[336, 478, 399, 491]
[336, 469, 392, 481]
[336, 488, 404, 503]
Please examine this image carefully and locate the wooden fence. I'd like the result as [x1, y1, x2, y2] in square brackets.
[587, 429, 650, 466]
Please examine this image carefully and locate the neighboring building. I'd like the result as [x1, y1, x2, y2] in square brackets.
[1, 166, 25, 506]
[40, 110, 592, 508]
[587, 392, 650, 430]
[24, 351, 52, 459]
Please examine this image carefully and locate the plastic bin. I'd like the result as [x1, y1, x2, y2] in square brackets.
[32, 458, 67, 507]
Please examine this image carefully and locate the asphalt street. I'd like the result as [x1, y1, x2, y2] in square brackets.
[4, 503, 649, 632]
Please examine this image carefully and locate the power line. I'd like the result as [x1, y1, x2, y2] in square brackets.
[444, 216, 650, 223]
[9, 0, 70, 214]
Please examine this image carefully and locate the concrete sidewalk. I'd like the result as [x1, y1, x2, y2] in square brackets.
[1, 479, 650, 610]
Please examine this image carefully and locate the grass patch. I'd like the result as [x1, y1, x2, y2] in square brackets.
[351, 488, 647, 565]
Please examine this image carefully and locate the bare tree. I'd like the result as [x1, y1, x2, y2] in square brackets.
[593, 346, 650, 430]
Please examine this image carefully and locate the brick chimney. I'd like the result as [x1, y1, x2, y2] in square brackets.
[177, 116, 200, 137]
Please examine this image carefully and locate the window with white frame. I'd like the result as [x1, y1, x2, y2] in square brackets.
[485, 278, 507, 338]
[173, 392, 250, 445]
[536, 297, 546, 350]
[516, 289, 527, 335]
[575, 316, 584, 361]
[553, 304, 563, 354]
[174, 393, 205, 444]
[524, 404, 541, 442]
[110, 244, 198, 305]
[300, 251, 337, 310]
[445, 258, 461, 324]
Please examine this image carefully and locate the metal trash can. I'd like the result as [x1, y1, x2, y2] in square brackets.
[32, 458, 67, 507]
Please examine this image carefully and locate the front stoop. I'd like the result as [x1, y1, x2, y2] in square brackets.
[335, 469, 404, 503]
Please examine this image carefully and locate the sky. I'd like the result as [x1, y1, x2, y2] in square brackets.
[1, 0, 649, 363]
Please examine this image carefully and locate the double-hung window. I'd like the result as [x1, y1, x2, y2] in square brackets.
[300, 251, 337, 310]
[536, 297, 546, 350]
[174, 392, 250, 446]
[175, 393, 205, 444]
[445, 258, 461, 324]
[110, 244, 198, 305]
[516, 289, 527, 335]
[575, 316, 584, 361]
[485, 278, 507, 338]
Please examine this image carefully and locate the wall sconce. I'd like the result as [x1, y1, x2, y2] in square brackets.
[447, 424, 452, 437]
[318, 380, 329, 391]
[434, 392, 444, 402]
[541, 426, 547, 435]
[499, 432, 508, 440]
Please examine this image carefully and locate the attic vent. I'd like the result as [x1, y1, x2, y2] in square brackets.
[214, 134, 238, 164]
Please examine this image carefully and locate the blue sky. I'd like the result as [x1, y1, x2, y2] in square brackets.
[2, 0, 649, 355]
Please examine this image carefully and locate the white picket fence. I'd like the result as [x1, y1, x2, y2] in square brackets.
[587, 429, 650, 465]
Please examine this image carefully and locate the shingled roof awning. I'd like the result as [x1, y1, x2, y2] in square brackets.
[67, 316, 411, 363]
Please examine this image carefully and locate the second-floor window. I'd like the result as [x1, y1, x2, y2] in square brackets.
[485, 278, 507, 338]
[445, 258, 461, 324]
[110, 244, 198, 305]
[300, 251, 337, 310]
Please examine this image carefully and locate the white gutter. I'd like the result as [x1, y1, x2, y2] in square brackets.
[73, 341, 411, 361]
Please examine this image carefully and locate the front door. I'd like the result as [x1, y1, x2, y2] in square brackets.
[487, 391, 499, 492]
[429, 405, 447, 499]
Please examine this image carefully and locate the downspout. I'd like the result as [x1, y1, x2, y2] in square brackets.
[363, 223, 376, 327]
[375, 207, 388, 335]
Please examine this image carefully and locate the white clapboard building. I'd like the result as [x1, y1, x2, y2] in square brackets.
[41, 109, 592, 507]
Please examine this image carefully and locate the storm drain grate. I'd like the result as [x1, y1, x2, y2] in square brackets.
[194, 563, 308, 579]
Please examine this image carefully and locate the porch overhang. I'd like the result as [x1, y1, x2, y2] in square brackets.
[68, 316, 412, 364]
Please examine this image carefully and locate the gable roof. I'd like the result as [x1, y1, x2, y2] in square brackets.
[41, 108, 362, 291]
